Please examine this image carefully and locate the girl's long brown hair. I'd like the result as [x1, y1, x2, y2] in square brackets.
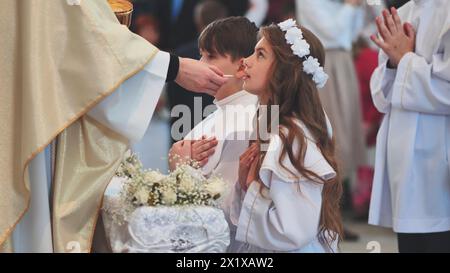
[255, 24, 343, 250]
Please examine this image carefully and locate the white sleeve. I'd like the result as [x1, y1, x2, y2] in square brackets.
[370, 51, 397, 114]
[390, 32, 450, 115]
[88, 51, 170, 144]
[296, 0, 360, 44]
[245, 0, 269, 27]
[235, 174, 323, 251]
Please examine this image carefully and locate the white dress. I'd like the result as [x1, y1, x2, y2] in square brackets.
[368, 0, 450, 233]
[183, 90, 259, 252]
[11, 51, 170, 253]
[233, 120, 337, 253]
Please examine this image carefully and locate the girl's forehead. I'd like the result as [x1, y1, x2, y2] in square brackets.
[256, 37, 268, 48]
[255, 37, 272, 53]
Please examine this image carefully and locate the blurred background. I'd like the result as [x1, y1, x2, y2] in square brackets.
[127, 0, 413, 253]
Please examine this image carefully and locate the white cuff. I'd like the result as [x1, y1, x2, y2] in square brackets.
[235, 182, 261, 244]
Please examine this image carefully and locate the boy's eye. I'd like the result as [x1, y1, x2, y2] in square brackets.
[257, 52, 264, 58]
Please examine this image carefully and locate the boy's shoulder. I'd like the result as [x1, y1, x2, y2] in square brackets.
[183, 111, 218, 141]
[184, 91, 258, 141]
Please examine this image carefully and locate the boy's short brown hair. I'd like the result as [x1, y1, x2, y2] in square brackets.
[198, 16, 258, 61]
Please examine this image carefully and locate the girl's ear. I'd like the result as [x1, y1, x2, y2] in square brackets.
[235, 58, 246, 79]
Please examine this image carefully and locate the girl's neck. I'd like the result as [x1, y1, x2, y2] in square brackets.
[258, 93, 270, 105]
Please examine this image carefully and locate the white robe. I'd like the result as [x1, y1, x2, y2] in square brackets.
[245, 0, 269, 27]
[368, 0, 450, 233]
[295, 0, 365, 50]
[183, 90, 259, 251]
[233, 120, 337, 253]
[11, 51, 170, 253]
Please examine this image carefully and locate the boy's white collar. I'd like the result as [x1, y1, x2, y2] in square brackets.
[213, 90, 250, 107]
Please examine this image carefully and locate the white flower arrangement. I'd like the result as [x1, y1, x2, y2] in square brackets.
[277, 19, 329, 89]
[291, 39, 310, 58]
[312, 67, 329, 89]
[278, 18, 297, 31]
[109, 153, 228, 225]
[285, 27, 304, 45]
[303, 56, 321, 74]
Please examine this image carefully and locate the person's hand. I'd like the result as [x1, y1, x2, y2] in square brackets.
[238, 143, 259, 192]
[168, 140, 191, 171]
[371, 7, 416, 68]
[345, 0, 362, 6]
[191, 136, 218, 167]
[175, 57, 228, 96]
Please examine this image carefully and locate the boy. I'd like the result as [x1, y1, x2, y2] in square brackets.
[168, 17, 259, 252]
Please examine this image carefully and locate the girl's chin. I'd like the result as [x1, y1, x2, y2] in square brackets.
[243, 81, 253, 92]
[242, 84, 260, 96]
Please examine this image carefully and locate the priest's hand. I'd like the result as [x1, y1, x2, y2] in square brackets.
[175, 57, 228, 96]
[191, 136, 218, 167]
[371, 7, 416, 68]
[238, 143, 259, 192]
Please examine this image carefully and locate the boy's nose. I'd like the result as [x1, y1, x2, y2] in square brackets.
[244, 57, 251, 68]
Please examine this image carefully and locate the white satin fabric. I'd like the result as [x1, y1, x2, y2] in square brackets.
[233, 120, 337, 253]
[11, 51, 169, 253]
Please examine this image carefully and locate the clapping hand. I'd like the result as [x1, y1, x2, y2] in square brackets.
[371, 7, 416, 68]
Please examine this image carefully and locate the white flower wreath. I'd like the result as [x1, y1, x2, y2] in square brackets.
[277, 19, 329, 89]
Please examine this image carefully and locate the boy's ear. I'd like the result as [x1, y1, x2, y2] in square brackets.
[235, 58, 246, 79]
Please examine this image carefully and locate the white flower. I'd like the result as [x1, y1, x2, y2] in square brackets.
[303, 56, 321, 75]
[291, 38, 310, 58]
[313, 67, 329, 88]
[179, 177, 196, 193]
[66, 0, 81, 6]
[144, 171, 165, 185]
[205, 179, 226, 197]
[278, 19, 297, 31]
[285, 27, 303, 45]
[161, 189, 177, 205]
[134, 188, 149, 205]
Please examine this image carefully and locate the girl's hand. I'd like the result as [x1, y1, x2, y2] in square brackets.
[371, 7, 416, 68]
[238, 143, 259, 191]
[191, 136, 218, 167]
[168, 140, 191, 171]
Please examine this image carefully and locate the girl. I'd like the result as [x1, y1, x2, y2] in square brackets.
[231, 20, 343, 252]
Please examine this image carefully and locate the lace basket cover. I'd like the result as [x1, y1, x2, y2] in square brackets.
[102, 177, 230, 253]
